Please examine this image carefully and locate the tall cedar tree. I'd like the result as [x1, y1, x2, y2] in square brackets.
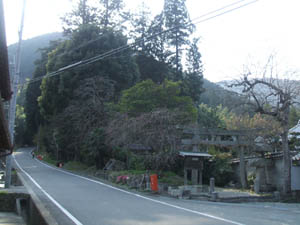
[129, 1, 151, 52]
[61, 0, 98, 35]
[99, 0, 128, 30]
[182, 38, 204, 103]
[146, 13, 170, 63]
[163, 0, 194, 80]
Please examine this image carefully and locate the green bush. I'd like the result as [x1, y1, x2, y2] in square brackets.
[159, 171, 184, 186]
[63, 161, 89, 171]
[203, 148, 234, 187]
[125, 153, 144, 170]
[247, 173, 256, 186]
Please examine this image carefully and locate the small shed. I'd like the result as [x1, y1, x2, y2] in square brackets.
[179, 151, 211, 185]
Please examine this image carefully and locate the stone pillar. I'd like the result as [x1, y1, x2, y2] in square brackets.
[184, 168, 188, 185]
[254, 177, 260, 193]
[264, 163, 271, 185]
[145, 173, 150, 190]
[192, 169, 198, 185]
[210, 177, 215, 193]
[199, 170, 203, 185]
[239, 146, 247, 189]
[211, 192, 218, 201]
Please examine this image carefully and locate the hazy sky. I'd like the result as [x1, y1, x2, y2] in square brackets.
[3, 0, 300, 82]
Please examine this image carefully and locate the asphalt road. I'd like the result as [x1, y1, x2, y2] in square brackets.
[13, 148, 300, 225]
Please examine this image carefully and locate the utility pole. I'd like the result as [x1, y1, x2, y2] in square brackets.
[5, 0, 26, 188]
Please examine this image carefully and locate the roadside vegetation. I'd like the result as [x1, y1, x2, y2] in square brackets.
[13, 0, 300, 193]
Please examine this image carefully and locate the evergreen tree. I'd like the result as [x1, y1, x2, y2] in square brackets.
[146, 13, 170, 63]
[182, 38, 204, 103]
[15, 85, 29, 145]
[61, 0, 98, 35]
[163, 0, 194, 79]
[129, 1, 151, 52]
[99, 0, 128, 30]
[135, 54, 171, 84]
[39, 25, 140, 122]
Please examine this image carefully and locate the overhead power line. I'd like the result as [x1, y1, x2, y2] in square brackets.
[21, 0, 259, 87]
[44, 0, 250, 63]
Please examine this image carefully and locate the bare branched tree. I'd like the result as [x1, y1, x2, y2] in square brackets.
[230, 55, 300, 194]
[105, 109, 193, 170]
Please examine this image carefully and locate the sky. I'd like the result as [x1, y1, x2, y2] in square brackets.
[3, 0, 300, 82]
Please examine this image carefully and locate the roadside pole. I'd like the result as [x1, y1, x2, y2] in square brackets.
[5, 0, 26, 188]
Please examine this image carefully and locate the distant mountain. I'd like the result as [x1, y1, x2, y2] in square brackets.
[217, 80, 243, 93]
[8, 32, 63, 82]
[217, 79, 300, 106]
[200, 79, 253, 114]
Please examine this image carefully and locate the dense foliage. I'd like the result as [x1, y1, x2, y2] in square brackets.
[17, 0, 298, 188]
[117, 79, 197, 119]
[18, 0, 205, 171]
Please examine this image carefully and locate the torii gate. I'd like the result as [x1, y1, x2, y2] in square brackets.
[181, 127, 262, 188]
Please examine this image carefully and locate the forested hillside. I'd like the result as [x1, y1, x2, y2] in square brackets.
[15, 0, 300, 183]
[8, 32, 63, 82]
[200, 79, 252, 114]
[17, 0, 203, 169]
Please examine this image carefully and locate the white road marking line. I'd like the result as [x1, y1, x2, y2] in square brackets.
[23, 166, 38, 169]
[13, 155, 83, 225]
[28, 152, 245, 225]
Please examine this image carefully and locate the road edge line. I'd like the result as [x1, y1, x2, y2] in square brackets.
[13, 154, 83, 225]
[15, 168, 59, 225]
[35, 155, 245, 225]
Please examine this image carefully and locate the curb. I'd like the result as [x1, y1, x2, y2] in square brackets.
[15, 165, 59, 225]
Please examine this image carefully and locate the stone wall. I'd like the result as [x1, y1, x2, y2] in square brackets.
[232, 157, 285, 192]
[292, 166, 300, 190]
[273, 159, 284, 191]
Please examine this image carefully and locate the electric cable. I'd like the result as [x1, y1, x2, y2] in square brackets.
[20, 0, 259, 87]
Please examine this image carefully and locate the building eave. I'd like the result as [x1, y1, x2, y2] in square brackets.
[0, 0, 12, 101]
